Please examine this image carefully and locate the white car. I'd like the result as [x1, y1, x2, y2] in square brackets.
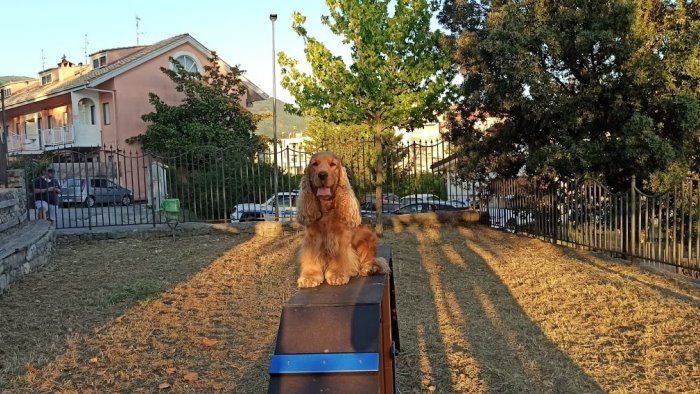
[230, 191, 299, 223]
[487, 195, 534, 233]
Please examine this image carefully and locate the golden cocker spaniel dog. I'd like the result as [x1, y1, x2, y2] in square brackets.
[296, 151, 390, 288]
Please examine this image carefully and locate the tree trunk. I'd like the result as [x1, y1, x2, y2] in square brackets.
[373, 123, 384, 236]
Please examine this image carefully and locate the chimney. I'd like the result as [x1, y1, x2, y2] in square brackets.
[57, 55, 78, 82]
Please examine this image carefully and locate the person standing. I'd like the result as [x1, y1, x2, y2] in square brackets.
[33, 168, 61, 223]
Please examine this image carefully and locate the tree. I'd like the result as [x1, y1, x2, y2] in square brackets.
[279, 0, 456, 234]
[441, 0, 700, 190]
[302, 117, 409, 197]
[132, 52, 265, 155]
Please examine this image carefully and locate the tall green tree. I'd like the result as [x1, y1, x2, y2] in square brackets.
[441, 0, 700, 190]
[279, 0, 455, 234]
[302, 117, 408, 196]
[132, 53, 265, 155]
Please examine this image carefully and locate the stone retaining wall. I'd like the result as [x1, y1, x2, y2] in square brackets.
[1, 169, 56, 294]
[0, 188, 27, 234]
[0, 223, 55, 293]
[6, 169, 26, 189]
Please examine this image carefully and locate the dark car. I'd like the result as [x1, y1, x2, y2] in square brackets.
[361, 193, 400, 205]
[360, 201, 400, 216]
[392, 203, 461, 215]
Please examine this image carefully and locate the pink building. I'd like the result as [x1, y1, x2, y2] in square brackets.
[2, 33, 267, 159]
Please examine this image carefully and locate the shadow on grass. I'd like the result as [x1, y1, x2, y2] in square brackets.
[0, 231, 301, 393]
[558, 246, 700, 306]
[391, 222, 603, 393]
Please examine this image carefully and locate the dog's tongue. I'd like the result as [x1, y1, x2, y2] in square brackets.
[316, 187, 332, 197]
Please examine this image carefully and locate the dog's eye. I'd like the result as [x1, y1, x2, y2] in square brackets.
[312, 162, 319, 167]
[330, 162, 337, 167]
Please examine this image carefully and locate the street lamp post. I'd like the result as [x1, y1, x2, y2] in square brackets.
[270, 13, 279, 220]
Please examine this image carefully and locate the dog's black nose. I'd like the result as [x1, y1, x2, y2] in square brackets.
[318, 171, 328, 181]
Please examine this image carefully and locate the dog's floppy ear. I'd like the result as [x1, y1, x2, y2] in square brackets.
[335, 160, 361, 227]
[297, 164, 322, 226]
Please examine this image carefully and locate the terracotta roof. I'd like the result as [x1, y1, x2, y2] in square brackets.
[5, 34, 189, 108]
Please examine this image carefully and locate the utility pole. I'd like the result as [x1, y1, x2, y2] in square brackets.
[1, 88, 8, 187]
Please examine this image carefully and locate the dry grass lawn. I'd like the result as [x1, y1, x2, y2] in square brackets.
[0, 222, 699, 393]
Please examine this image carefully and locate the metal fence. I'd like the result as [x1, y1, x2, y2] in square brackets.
[15, 139, 698, 277]
[486, 176, 700, 277]
[14, 139, 480, 229]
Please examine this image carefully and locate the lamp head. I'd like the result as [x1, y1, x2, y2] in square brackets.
[270, 14, 278, 22]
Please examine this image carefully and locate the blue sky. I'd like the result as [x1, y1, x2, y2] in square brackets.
[1, 1, 352, 103]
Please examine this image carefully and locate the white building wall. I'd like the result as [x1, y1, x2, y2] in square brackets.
[70, 90, 102, 147]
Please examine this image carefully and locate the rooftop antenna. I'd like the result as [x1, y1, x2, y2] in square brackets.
[83, 34, 89, 64]
[41, 49, 46, 71]
[136, 16, 145, 45]
[82, 34, 89, 74]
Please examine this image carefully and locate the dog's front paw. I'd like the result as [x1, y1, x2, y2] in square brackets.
[298, 275, 323, 288]
[358, 263, 377, 277]
[325, 271, 350, 286]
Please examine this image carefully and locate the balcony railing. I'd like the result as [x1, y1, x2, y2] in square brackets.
[8, 125, 75, 153]
[7, 134, 22, 152]
[42, 125, 75, 146]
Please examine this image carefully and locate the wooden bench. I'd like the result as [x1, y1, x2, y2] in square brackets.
[268, 246, 399, 393]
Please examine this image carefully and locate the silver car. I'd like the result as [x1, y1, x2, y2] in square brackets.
[61, 178, 133, 208]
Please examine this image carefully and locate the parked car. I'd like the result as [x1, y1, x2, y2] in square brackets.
[360, 201, 401, 217]
[361, 193, 400, 204]
[392, 202, 461, 215]
[487, 195, 534, 233]
[448, 197, 481, 209]
[230, 191, 299, 223]
[60, 177, 133, 207]
[399, 193, 445, 206]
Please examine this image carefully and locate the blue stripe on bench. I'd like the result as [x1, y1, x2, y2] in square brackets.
[269, 353, 379, 374]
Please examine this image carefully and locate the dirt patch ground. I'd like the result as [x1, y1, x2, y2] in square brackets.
[1, 223, 699, 393]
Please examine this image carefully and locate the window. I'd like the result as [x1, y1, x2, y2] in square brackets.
[273, 195, 297, 207]
[15, 122, 20, 133]
[1, 88, 10, 97]
[41, 74, 52, 85]
[65, 179, 82, 188]
[47, 115, 53, 129]
[91, 179, 109, 188]
[92, 55, 107, 69]
[78, 98, 95, 124]
[103, 103, 111, 125]
[173, 54, 199, 73]
[37, 117, 42, 130]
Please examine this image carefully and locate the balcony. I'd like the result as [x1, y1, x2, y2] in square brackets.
[7, 134, 22, 152]
[8, 124, 99, 154]
[42, 125, 75, 146]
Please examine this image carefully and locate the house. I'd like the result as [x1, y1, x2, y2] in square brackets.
[1, 33, 267, 159]
[428, 112, 505, 203]
[267, 132, 310, 176]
